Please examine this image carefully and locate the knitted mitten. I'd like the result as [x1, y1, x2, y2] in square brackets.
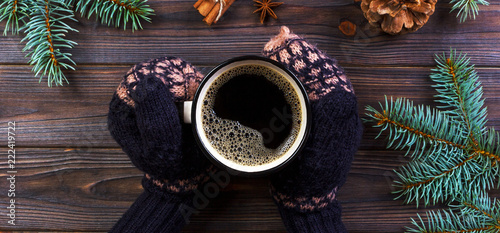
[108, 57, 216, 233]
[263, 26, 363, 232]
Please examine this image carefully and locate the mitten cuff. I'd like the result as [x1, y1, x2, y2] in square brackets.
[110, 169, 216, 233]
[276, 200, 347, 233]
[271, 186, 347, 232]
[109, 188, 192, 233]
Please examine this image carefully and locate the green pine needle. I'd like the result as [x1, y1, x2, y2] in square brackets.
[364, 97, 468, 161]
[406, 209, 492, 233]
[0, 0, 28, 35]
[431, 49, 487, 140]
[450, 0, 490, 23]
[365, 97, 495, 207]
[76, 0, 154, 32]
[365, 50, 500, 230]
[407, 193, 500, 232]
[0, 0, 154, 86]
[21, 0, 78, 87]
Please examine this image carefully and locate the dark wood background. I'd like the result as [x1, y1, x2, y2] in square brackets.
[1, 0, 499, 232]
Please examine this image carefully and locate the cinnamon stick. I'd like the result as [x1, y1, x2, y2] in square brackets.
[195, 0, 217, 17]
[194, 0, 235, 25]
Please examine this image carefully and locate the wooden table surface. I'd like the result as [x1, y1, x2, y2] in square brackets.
[1, 0, 499, 232]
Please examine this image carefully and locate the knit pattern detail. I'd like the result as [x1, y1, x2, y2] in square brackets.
[271, 185, 338, 212]
[262, 26, 353, 101]
[116, 56, 203, 107]
[145, 165, 216, 194]
[277, 199, 347, 233]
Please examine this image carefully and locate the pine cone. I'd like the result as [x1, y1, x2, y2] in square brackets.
[361, 0, 437, 35]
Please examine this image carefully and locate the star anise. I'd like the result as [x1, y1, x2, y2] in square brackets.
[253, 0, 284, 24]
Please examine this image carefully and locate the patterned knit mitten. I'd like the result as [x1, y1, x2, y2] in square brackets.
[263, 26, 363, 232]
[108, 57, 216, 233]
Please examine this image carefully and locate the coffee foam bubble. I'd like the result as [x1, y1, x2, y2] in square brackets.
[201, 64, 302, 166]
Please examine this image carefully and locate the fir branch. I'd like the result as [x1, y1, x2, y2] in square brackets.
[394, 150, 491, 206]
[431, 50, 487, 143]
[478, 128, 500, 164]
[407, 193, 500, 232]
[449, 0, 489, 23]
[365, 50, 500, 230]
[1, 0, 154, 86]
[406, 209, 493, 233]
[366, 97, 499, 206]
[76, 0, 154, 31]
[365, 97, 469, 160]
[458, 193, 500, 226]
[21, 0, 78, 86]
[0, 0, 28, 35]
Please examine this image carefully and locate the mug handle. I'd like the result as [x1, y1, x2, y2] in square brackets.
[176, 101, 193, 124]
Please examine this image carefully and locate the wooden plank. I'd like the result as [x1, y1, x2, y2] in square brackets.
[0, 1, 499, 66]
[4, 147, 493, 232]
[1, 65, 499, 148]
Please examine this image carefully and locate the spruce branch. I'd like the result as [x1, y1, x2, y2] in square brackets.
[0, 0, 28, 35]
[407, 193, 500, 232]
[364, 50, 500, 230]
[0, 0, 154, 86]
[406, 209, 493, 233]
[365, 97, 469, 161]
[21, 0, 78, 86]
[450, 0, 489, 23]
[365, 98, 496, 206]
[431, 50, 487, 141]
[76, 0, 154, 31]
[394, 150, 487, 206]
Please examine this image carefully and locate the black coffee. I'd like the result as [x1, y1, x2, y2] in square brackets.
[213, 74, 292, 149]
[200, 64, 302, 167]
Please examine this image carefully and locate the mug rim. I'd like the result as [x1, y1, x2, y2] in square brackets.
[191, 55, 311, 177]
